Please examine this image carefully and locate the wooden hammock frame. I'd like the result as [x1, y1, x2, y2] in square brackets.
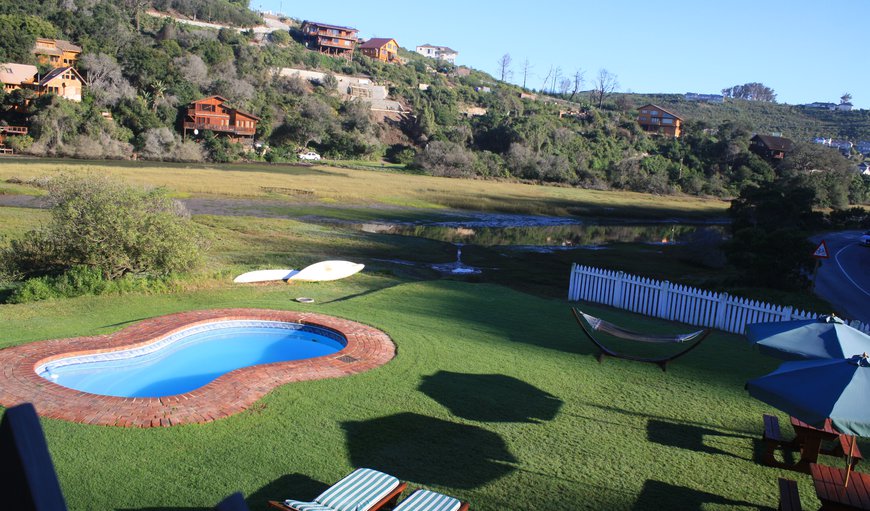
[571, 307, 711, 371]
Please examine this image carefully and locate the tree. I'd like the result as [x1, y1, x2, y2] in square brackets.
[79, 53, 136, 107]
[1, 175, 206, 280]
[841, 92, 852, 104]
[591, 68, 619, 108]
[569, 69, 584, 101]
[520, 58, 532, 89]
[721, 82, 776, 102]
[497, 53, 512, 82]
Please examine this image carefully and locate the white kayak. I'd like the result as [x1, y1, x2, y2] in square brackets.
[287, 260, 364, 282]
[233, 269, 299, 283]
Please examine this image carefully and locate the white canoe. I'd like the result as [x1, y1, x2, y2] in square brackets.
[287, 261, 364, 282]
[233, 269, 299, 283]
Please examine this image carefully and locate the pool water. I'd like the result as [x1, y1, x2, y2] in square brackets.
[37, 321, 345, 398]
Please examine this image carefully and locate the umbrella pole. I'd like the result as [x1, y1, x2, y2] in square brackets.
[845, 435, 856, 488]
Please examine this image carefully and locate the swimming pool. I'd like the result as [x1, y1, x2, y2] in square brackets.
[0, 309, 395, 426]
[37, 321, 346, 398]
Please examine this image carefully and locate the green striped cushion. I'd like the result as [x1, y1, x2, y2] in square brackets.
[312, 468, 400, 511]
[394, 490, 461, 511]
[283, 501, 335, 511]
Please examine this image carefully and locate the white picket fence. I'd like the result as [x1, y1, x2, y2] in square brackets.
[568, 264, 870, 335]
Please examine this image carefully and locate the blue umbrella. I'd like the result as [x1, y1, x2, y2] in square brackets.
[746, 316, 870, 360]
[747, 354, 870, 485]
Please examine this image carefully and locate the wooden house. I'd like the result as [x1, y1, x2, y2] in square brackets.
[0, 63, 37, 94]
[37, 66, 86, 102]
[636, 104, 683, 137]
[359, 38, 398, 64]
[0, 126, 28, 155]
[32, 38, 82, 68]
[301, 21, 358, 59]
[183, 96, 259, 146]
[750, 134, 794, 161]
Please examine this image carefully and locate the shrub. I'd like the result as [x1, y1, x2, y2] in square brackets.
[1, 175, 207, 281]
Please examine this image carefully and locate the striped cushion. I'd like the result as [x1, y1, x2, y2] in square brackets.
[283, 501, 336, 511]
[314, 468, 401, 511]
[394, 490, 461, 511]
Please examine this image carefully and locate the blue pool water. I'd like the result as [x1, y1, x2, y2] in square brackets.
[37, 321, 346, 398]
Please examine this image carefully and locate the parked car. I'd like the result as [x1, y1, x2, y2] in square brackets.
[860, 230, 870, 247]
[298, 151, 321, 161]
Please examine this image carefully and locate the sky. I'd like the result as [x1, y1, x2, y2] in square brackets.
[258, 0, 869, 109]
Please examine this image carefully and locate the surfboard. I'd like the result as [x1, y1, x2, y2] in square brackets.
[287, 261, 364, 282]
[233, 269, 299, 283]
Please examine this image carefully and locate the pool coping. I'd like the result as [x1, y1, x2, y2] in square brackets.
[0, 309, 396, 427]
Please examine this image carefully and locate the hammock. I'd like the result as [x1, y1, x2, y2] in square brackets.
[571, 307, 711, 371]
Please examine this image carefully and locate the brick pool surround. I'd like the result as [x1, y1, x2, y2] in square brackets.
[0, 308, 396, 427]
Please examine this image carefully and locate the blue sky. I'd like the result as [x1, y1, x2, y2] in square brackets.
[259, 0, 868, 108]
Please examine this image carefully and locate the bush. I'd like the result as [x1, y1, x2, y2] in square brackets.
[1, 175, 208, 281]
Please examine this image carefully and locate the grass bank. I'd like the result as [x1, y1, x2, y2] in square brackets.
[0, 158, 728, 220]
[0, 277, 851, 510]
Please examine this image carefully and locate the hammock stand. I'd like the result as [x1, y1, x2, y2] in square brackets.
[571, 307, 711, 372]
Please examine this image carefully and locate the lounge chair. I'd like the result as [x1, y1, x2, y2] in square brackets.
[269, 468, 407, 511]
[571, 307, 711, 371]
[393, 489, 469, 511]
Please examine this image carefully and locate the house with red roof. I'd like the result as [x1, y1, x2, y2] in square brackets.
[359, 38, 399, 64]
[183, 96, 259, 146]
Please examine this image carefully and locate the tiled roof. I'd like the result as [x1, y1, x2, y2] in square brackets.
[359, 38, 395, 49]
[0, 63, 38, 85]
[302, 21, 357, 32]
[753, 134, 794, 152]
[639, 103, 683, 120]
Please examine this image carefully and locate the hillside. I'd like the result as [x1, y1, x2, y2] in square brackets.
[0, 0, 867, 208]
[622, 93, 870, 141]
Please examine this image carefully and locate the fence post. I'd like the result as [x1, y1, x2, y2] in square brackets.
[612, 271, 625, 308]
[658, 280, 670, 320]
[568, 263, 577, 301]
[781, 305, 793, 321]
[715, 292, 730, 331]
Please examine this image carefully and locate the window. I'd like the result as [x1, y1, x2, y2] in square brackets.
[662, 118, 673, 125]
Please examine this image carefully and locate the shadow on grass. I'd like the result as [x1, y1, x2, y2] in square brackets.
[647, 419, 751, 460]
[633, 479, 766, 511]
[342, 412, 516, 489]
[578, 402, 759, 438]
[419, 371, 563, 423]
[117, 474, 331, 511]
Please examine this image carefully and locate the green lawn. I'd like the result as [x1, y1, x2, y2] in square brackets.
[0, 277, 857, 510]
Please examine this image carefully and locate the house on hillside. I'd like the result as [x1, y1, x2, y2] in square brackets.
[0, 63, 38, 94]
[182, 96, 259, 146]
[415, 44, 458, 64]
[32, 38, 82, 68]
[857, 162, 870, 176]
[359, 38, 399, 64]
[636, 104, 683, 137]
[300, 21, 358, 59]
[0, 126, 28, 154]
[36, 66, 86, 102]
[837, 102, 853, 112]
[749, 134, 794, 161]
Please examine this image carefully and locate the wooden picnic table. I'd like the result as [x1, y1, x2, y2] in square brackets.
[792, 417, 841, 468]
[811, 463, 870, 510]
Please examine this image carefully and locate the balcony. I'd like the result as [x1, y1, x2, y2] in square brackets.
[316, 37, 355, 49]
[183, 122, 255, 136]
[0, 126, 28, 135]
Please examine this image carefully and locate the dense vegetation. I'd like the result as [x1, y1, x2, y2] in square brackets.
[0, 174, 205, 302]
[0, 0, 868, 207]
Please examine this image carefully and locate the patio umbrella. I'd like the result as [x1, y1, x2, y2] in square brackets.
[746, 316, 870, 360]
[747, 353, 870, 485]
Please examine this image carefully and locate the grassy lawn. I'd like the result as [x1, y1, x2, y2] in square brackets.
[0, 162, 845, 510]
[3, 277, 851, 511]
[0, 158, 728, 219]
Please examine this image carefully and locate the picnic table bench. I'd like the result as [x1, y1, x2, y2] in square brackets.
[777, 477, 803, 511]
[811, 463, 870, 510]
